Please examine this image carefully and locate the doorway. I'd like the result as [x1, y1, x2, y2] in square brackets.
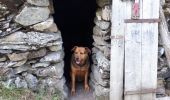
[52, 0, 97, 87]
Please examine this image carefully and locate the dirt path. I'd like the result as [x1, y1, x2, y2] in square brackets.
[67, 83, 95, 100]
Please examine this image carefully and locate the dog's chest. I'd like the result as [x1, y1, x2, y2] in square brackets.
[74, 68, 87, 80]
[75, 68, 86, 76]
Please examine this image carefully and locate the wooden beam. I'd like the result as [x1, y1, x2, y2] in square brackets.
[124, 19, 160, 23]
[124, 89, 156, 95]
[110, 0, 127, 100]
[156, 97, 170, 100]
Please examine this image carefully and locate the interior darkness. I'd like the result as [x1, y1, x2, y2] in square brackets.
[53, 0, 97, 82]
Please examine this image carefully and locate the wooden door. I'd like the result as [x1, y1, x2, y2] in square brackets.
[110, 0, 159, 100]
[124, 0, 159, 100]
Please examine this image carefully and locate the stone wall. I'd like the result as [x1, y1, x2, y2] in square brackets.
[157, 36, 168, 97]
[0, 0, 113, 99]
[0, 0, 67, 99]
[90, 0, 111, 99]
[157, 0, 170, 97]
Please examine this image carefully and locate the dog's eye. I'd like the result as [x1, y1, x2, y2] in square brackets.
[80, 52, 84, 54]
[75, 52, 78, 54]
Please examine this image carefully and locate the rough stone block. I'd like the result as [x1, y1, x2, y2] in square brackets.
[15, 77, 28, 88]
[91, 65, 110, 87]
[96, 0, 111, 7]
[25, 73, 38, 91]
[31, 16, 57, 32]
[27, 0, 49, 6]
[93, 26, 110, 36]
[35, 61, 64, 78]
[0, 55, 7, 62]
[102, 5, 111, 21]
[94, 17, 110, 30]
[0, 31, 62, 51]
[7, 52, 29, 61]
[14, 6, 50, 26]
[48, 45, 62, 52]
[32, 62, 50, 68]
[40, 51, 64, 63]
[28, 48, 47, 60]
[14, 64, 30, 74]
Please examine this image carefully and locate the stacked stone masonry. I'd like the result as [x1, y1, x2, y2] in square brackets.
[90, 0, 112, 100]
[0, 0, 67, 99]
[157, 0, 170, 97]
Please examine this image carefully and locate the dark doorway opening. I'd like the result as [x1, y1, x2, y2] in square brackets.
[52, 0, 97, 82]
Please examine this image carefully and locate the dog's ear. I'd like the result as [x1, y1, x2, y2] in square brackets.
[71, 46, 78, 52]
[85, 47, 91, 54]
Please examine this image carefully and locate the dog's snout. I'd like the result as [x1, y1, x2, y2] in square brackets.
[75, 57, 79, 61]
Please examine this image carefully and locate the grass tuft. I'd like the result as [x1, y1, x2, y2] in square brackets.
[0, 83, 61, 100]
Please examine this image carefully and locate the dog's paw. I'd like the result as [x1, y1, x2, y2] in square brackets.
[84, 84, 90, 92]
[71, 89, 76, 95]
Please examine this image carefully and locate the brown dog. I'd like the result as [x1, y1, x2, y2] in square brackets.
[70, 46, 91, 95]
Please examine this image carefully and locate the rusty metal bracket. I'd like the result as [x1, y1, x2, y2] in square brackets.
[124, 88, 156, 95]
[124, 19, 160, 23]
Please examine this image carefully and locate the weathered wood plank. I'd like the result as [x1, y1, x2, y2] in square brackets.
[157, 97, 170, 100]
[124, 0, 159, 100]
[110, 0, 127, 100]
[124, 23, 142, 100]
[111, 0, 159, 100]
[141, 23, 158, 100]
[124, 1, 142, 100]
[141, 0, 159, 99]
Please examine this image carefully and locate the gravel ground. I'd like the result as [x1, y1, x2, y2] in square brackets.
[67, 82, 95, 100]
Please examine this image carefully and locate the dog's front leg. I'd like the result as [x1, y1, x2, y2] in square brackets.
[71, 72, 76, 95]
[84, 70, 90, 92]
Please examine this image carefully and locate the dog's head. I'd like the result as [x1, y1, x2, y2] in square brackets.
[71, 46, 91, 66]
